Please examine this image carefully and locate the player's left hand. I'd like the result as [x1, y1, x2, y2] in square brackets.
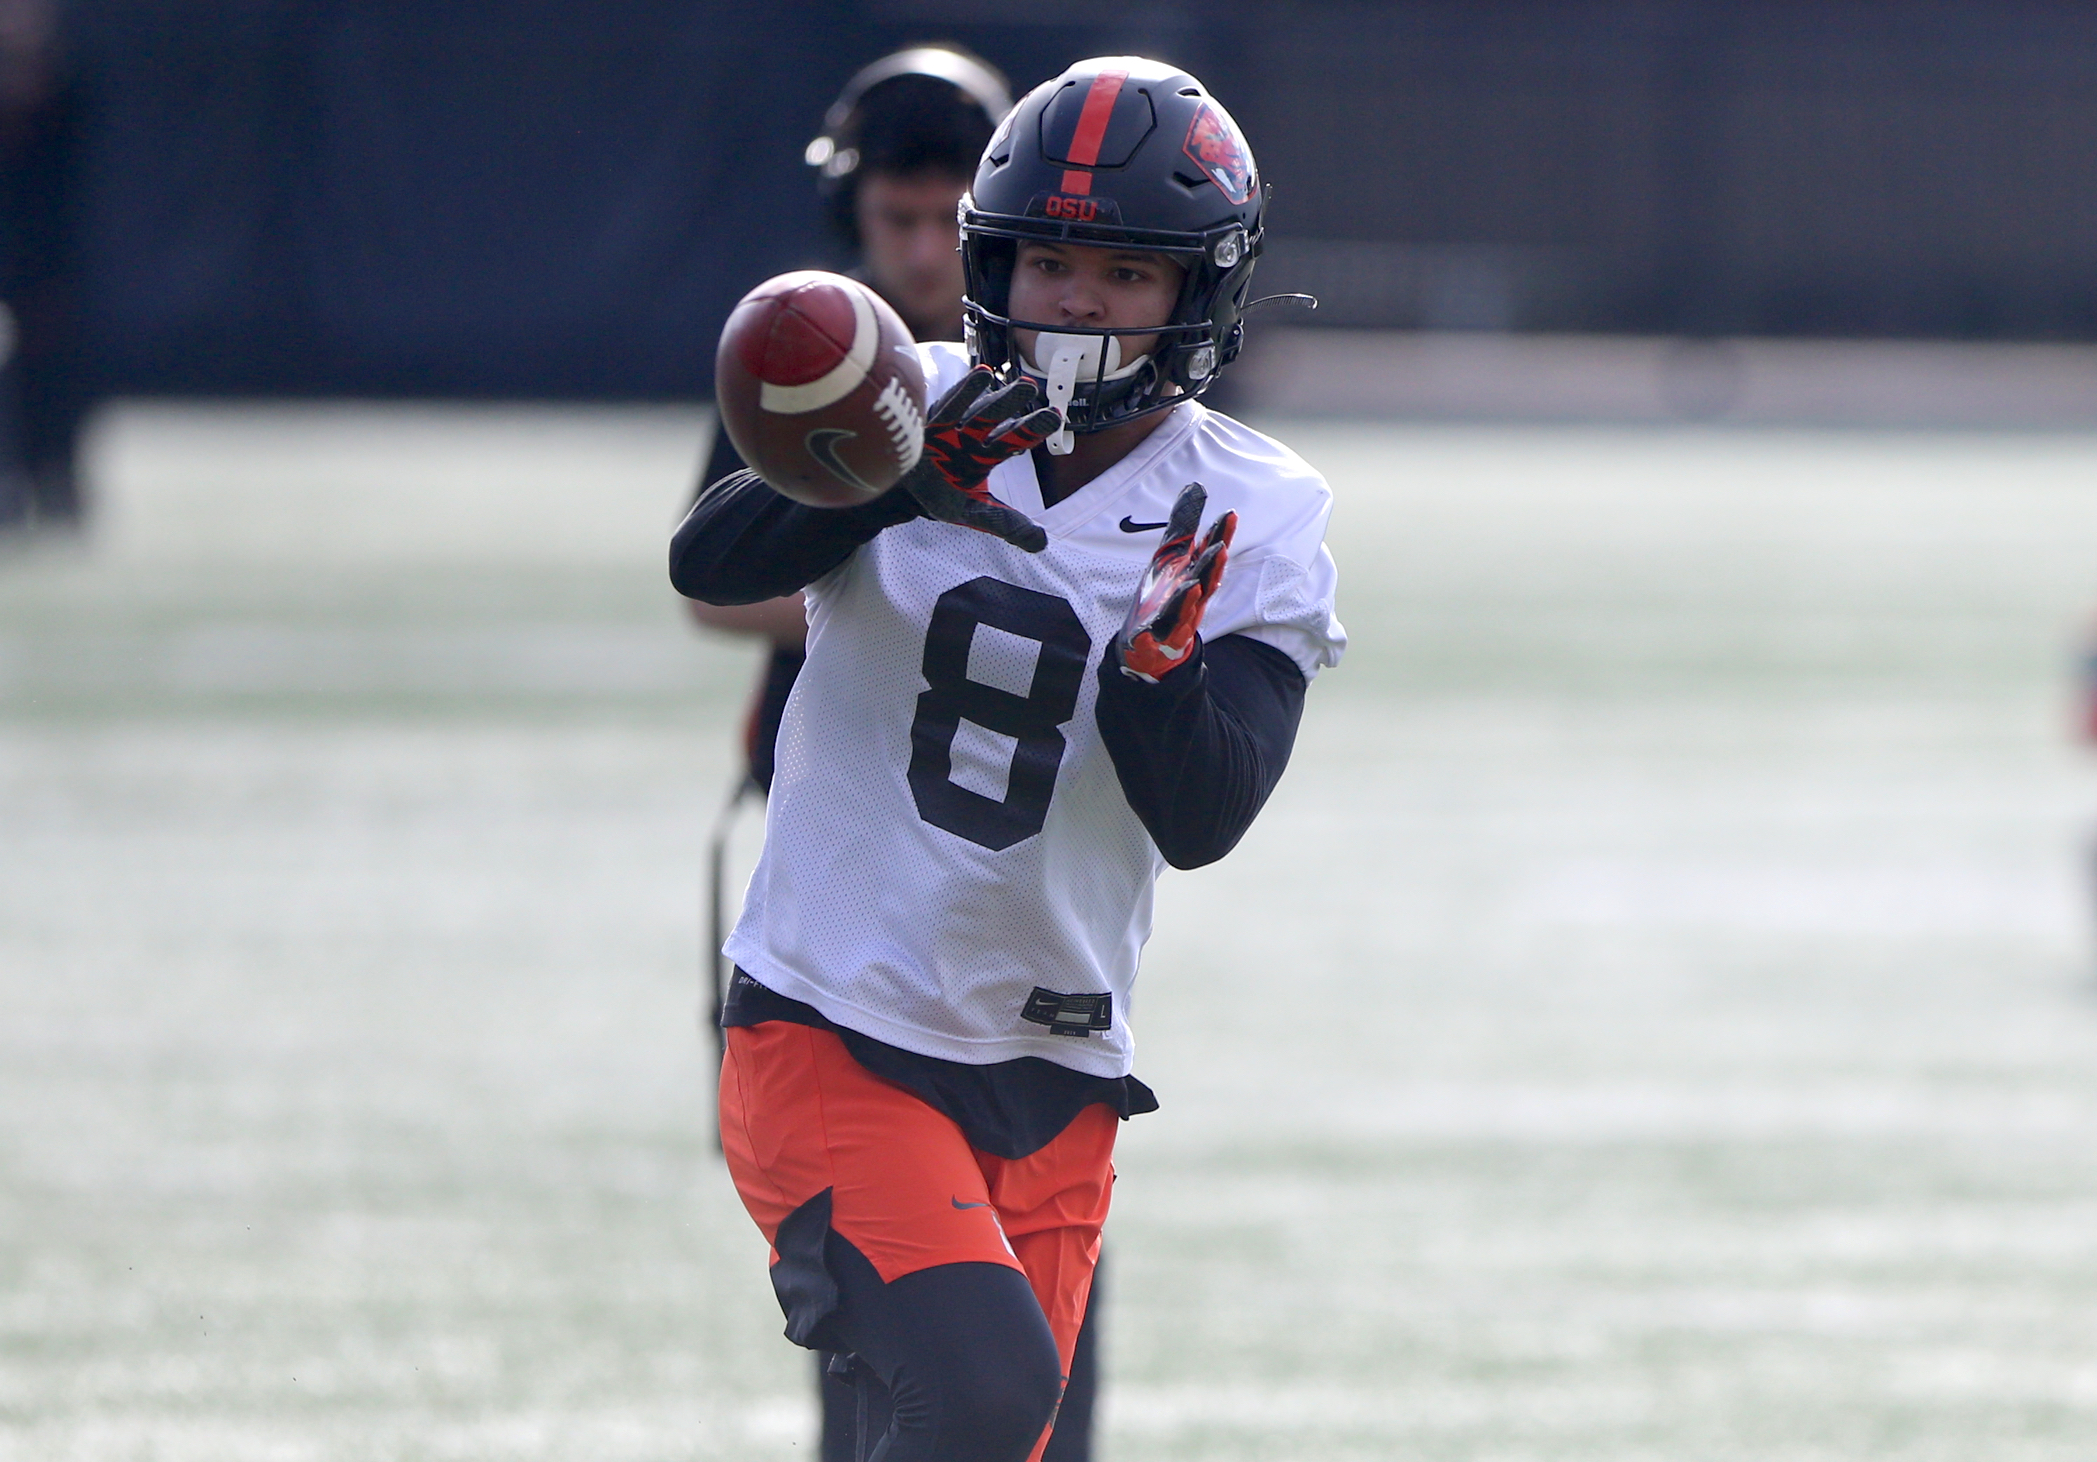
[897, 365, 1060, 553]
[1115, 481, 1235, 683]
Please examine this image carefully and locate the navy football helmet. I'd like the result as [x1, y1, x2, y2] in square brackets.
[960, 57, 1267, 436]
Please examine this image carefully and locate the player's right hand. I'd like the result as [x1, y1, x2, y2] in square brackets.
[897, 365, 1058, 553]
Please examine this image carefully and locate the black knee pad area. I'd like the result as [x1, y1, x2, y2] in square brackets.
[823, 1232, 1064, 1462]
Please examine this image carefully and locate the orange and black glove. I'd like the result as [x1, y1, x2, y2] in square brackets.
[898, 365, 1059, 553]
[1115, 481, 1236, 683]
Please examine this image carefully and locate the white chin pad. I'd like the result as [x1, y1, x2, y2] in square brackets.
[1032, 333, 1123, 455]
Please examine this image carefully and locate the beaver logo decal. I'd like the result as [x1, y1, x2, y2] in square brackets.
[1182, 103, 1255, 205]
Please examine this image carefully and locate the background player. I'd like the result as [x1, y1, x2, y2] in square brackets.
[688, 45, 1014, 793]
[673, 56, 1344, 1462]
[684, 47, 1106, 1462]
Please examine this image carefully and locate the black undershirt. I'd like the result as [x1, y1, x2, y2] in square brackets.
[723, 969, 1158, 1160]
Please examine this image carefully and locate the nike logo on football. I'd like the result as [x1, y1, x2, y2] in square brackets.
[951, 1197, 990, 1211]
[1119, 516, 1169, 532]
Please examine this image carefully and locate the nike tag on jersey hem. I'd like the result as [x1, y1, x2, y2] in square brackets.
[1119, 516, 1169, 533]
[951, 1197, 991, 1210]
[1020, 987, 1114, 1037]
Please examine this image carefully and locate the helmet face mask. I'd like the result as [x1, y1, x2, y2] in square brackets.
[960, 58, 1266, 435]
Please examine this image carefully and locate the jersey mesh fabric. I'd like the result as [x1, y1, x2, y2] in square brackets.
[724, 343, 1344, 1076]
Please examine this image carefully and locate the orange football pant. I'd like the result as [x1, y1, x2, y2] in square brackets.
[720, 1021, 1116, 1461]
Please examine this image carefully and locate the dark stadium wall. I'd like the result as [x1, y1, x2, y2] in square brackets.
[51, 0, 2097, 400]
[1234, 3, 2097, 340]
[69, 0, 874, 397]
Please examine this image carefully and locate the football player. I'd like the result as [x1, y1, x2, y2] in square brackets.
[688, 46, 1113, 1462]
[672, 57, 1344, 1462]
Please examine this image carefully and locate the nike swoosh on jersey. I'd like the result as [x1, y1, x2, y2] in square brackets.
[951, 1197, 991, 1210]
[1119, 516, 1169, 532]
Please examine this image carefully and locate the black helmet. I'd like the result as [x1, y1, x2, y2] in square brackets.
[960, 56, 1266, 434]
[806, 46, 1013, 249]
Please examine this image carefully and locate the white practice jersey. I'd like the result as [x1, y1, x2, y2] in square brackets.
[724, 342, 1345, 1077]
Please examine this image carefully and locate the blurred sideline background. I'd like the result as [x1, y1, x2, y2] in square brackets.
[13, 2, 2097, 415]
[7, 3, 2097, 1460]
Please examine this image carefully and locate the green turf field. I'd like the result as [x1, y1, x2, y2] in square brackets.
[5, 405, 2097, 1460]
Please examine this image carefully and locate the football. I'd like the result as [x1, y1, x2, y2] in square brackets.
[714, 271, 927, 507]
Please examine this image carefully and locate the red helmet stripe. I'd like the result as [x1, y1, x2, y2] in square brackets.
[1065, 69, 1129, 168]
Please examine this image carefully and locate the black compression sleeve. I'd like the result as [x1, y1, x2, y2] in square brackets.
[699, 417, 748, 497]
[669, 468, 922, 605]
[1093, 632, 1308, 871]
